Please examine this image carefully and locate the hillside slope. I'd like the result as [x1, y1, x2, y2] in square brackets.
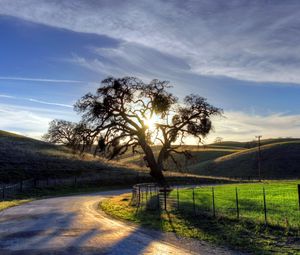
[0, 130, 230, 185]
[118, 138, 300, 176]
[188, 141, 300, 179]
[0, 130, 137, 183]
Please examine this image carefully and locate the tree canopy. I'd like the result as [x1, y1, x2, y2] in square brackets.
[73, 76, 222, 185]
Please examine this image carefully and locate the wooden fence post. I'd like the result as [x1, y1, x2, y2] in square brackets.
[2, 185, 5, 200]
[177, 187, 179, 210]
[235, 187, 239, 219]
[145, 186, 148, 202]
[192, 188, 195, 214]
[212, 187, 216, 217]
[157, 193, 160, 210]
[138, 186, 141, 208]
[20, 180, 23, 192]
[164, 187, 167, 211]
[263, 187, 267, 224]
[297, 184, 300, 211]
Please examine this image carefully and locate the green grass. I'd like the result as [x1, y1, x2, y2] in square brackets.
[0, 199, 32, 211]
[169, 181, 300, 228]
[101, 181, 300, 254]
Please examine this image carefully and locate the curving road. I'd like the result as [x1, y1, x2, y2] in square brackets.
[0, 190, 243, 255]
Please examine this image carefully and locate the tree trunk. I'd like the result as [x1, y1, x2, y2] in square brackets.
[139, 138, 168, 187]
[149, 165, 168, 187]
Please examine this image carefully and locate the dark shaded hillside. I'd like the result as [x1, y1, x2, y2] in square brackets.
[0, 130, 232, 185]
[189, 141, 300, 179]
[0, 130, 137, 183]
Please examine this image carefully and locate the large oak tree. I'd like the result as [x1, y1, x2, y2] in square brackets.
[75, 77, 222, 185]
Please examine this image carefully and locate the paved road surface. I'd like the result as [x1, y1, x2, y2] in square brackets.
[0, 190, 243, 255]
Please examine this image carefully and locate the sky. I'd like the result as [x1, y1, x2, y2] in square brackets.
[0, 0, 300, 143]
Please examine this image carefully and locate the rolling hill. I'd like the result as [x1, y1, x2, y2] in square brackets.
[187, 141, 300, 179]
[1, 130, 299, 182]
[118, 138, 300, 179]
[0, 130, 139, 183]
[0, 130, 228, 185]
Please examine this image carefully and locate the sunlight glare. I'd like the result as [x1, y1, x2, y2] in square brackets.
[144, 114, 160, 131]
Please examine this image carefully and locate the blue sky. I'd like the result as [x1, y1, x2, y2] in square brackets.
[1, 0, 300, 142]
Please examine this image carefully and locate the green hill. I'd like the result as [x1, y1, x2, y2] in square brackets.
[0, 130, 230, 185]
[188, 141, 300, 179]
[0, 130, 138, 183]
[117, 138, 300, 179]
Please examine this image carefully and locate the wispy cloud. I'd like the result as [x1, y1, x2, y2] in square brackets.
[27, 98, 72, 108]
[1, 1, 300, 84]
[0, 94, 16, 99]
[0, 76, 85, 83]
[0, 94, 73, 108]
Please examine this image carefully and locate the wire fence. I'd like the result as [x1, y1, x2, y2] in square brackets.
[0, 172, 153, 200]
[132, 183, 300, 229]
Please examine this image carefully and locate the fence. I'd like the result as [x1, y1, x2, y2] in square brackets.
[1, 172, 153, 200]
[132, 183, 300, 228]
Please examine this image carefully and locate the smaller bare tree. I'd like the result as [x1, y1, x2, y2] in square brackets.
[214, 137, 223, 144]
[43, 119, 77, 147]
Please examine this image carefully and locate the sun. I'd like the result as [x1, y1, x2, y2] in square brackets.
[144, 114, 160, 131]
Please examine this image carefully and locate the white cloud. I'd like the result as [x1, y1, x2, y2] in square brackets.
[0, 103, 78, 139]
[0, 94, 73, 108]
[0, 105, 51, 139]
[209, 111, 300, 142]
[1, 0, 300, 84]
[0, 94, 16, 99]
[1, 101, 299, 143]
[27, 98, 72, 108]
[0, 76, 85, 83]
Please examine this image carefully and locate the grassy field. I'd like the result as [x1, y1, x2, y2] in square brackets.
[101, 181, 300, 254]
[169, 181, 300, 228]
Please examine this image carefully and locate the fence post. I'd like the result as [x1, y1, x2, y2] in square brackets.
[298, 184, 300, 211]
[212, 187, 216, 217]
[2, 185, 5, 200]
[20, 180, 23, 192]
[192, 188, 196, 214]
[145, 185, 148, 202]
[138, 186, 141, 208]
[235, 187, 239, 219]
[157, 192, 160, 210]
[164, 187, 167, 211]
[177, 187, 179, 210]
[263, 187, 267, 224]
